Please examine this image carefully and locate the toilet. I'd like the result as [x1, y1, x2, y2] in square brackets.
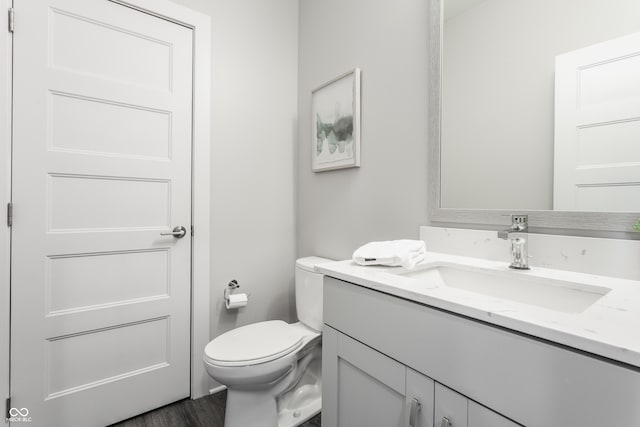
[203, 256, 332, 427]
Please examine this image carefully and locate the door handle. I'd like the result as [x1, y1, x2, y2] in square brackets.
[409, 398, 421, 427]
[160, 225, 187, 239]
[441, 417, 452, 427]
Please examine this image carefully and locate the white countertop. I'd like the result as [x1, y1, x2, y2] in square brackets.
[317, 252, 640, 369]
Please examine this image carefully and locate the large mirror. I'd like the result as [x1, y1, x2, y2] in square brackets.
[429, 0, 640, 232]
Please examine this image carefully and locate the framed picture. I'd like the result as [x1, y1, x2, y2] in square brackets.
[311, 68, 361, 172]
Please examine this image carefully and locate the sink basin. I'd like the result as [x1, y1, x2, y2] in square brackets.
[397, 264, 611, 314]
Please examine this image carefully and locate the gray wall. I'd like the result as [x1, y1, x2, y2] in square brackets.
[441, 0, 640, 210]
[170, 0, 299, 341]
[297, 0, 430, 261]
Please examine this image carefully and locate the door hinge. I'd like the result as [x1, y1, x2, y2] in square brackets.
[190, 225, 194, 236]
[7, 203, 12, 227]
[8, 8, 14, 33]
[5, 396, 10, 420]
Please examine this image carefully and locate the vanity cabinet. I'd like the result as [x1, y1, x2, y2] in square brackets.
[322, 276, 640, 427]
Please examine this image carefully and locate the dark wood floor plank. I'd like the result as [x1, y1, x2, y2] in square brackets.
[187, 393, 225, 427]
[113, 416, 147, 427]
[303, 413, 321, 427]
[110, 390, 320, 427]
[141, 400, 189, 427]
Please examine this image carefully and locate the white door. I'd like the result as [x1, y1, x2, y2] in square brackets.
[10, 1, 193, 426]
[554, 31, 640, 211]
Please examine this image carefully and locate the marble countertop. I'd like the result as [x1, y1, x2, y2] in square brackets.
[317, 252, 640, 369]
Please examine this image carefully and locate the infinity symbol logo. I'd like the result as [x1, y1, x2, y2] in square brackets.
[9, 407, 29, 417]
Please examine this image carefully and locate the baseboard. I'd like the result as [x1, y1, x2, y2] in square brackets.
[209, 385, 227, 395]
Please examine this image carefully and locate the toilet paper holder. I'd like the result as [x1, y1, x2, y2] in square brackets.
[224, 280, 249, 308]
[224, 279, 240, 300]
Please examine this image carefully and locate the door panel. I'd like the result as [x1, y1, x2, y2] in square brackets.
[50, 92, 171, 159]
[554, 31, 640, 211]
[47, 249, 170, 313]
[49, 8, 173, 90]
[46, 318, 170, 398]
[11, 0, 193, 425]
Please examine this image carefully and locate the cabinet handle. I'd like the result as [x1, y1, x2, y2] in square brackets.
[409, 398, 421, 427]
[441, 417, 452, 427]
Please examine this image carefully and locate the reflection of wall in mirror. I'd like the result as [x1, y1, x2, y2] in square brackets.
[441, 0, 640, 211]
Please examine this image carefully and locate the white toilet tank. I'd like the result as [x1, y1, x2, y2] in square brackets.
[295, 256, 333, 332]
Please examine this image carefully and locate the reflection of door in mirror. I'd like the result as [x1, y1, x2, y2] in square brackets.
[554, 32, 640, 212]
[441, 0, 640, 212]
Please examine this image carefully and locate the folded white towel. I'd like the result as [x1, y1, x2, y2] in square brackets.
[352, 239, 426, 270]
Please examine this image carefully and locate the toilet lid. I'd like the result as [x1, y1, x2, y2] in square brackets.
[204, 320, 305, 367]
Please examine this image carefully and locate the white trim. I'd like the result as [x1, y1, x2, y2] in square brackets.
[209, 385, 227, 395]
[1, 0, 12, 410]
[106, 0, 212, 399]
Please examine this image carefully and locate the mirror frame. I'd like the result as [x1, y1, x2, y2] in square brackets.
[428, 0, 640, 233]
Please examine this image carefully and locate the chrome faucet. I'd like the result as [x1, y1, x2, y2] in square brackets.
[498, 215, 530, 270]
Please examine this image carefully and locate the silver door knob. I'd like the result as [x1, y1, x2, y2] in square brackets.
[160, 226, 187, 238]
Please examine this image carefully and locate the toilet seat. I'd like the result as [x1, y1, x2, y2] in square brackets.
[204, 320, 307, 367]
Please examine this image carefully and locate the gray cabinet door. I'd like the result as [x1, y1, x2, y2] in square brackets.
[324, 325, 439, 427]
[435, 383, 468, 427]
[323, 325, 407, 427]
[468, 401, 519, 427]
[406, 368, 435, 427]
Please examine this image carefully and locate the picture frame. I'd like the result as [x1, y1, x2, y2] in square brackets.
[311, 68, 361, 172]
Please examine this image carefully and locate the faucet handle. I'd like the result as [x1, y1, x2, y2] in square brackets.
[510, 215, 528, 232]
[498, 215, 528, 239]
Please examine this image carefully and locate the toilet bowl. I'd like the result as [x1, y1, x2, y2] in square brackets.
[203, 257, 331, 427]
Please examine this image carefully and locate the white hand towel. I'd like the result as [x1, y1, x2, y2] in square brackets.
[352, 239, 426, 270]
